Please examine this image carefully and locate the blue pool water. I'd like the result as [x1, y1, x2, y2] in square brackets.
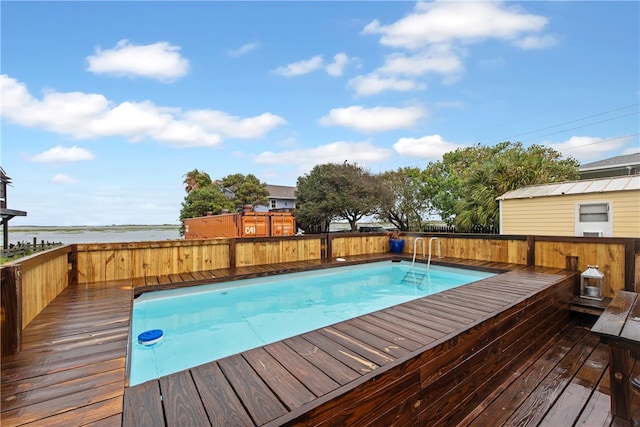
[129, 261, 495, 385]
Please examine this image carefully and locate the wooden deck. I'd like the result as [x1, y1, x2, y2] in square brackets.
[1, 256, 630, 426]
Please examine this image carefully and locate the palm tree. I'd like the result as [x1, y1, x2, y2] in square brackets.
[183, 169, 212, 194]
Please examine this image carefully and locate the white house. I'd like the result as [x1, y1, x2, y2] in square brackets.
[254, 185, 296, 213]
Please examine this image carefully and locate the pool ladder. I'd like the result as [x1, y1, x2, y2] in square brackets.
[404, 237, 441, 289]
[410, 237, 441, 271]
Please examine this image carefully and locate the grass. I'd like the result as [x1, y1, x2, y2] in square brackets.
[1, 248, 33, 265]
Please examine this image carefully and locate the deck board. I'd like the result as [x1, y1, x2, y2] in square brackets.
[217, 354, 288, 424]
[540, 342, 609, 425]
[190, 362, 255, 427]
[242, 346, 317, 409]
[159, 370, 210, 427]
[1, 255, 622, 426]
[122, 380, 164, 427]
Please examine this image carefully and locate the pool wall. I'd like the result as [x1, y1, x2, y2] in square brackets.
[272, 271, 576, 426]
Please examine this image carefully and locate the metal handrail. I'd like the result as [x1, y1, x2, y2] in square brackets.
[411, 237, 425, 270]
[427, 237, 441, 270]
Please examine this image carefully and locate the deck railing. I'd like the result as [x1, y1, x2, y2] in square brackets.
[1, 233, 638, 356]
[1, 245, 73, 355]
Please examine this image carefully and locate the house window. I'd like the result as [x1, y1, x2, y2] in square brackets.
[270, 199, 277, 209]
[579, 203, 609, 222]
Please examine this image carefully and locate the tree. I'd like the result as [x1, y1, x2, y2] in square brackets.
[427, 142, 579, 232]
[220, 173, 269, 210]
[179, 171, 268, 236]
[183, 169, 212, 194]
[296, 162, 381, 232]
[378, 167, 432, 231]
[424, 143, 504, 225]
[178, 186, 235, 235]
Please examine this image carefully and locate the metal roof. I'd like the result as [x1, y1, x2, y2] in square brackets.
[497, 175, 640, 200]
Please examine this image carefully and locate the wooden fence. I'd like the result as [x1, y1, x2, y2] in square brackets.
[1, 245, 73, 355]
[1, 233, 639, 356]
[1, 240, 63, 259]
[73, 235, 326, 284]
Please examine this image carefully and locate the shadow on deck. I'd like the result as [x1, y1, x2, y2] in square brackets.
[1, 256, 633, 426]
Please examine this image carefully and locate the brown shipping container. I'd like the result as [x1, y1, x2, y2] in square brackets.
[270, 213, 296, 236]
[241, 213, 270, 237]
[184, 213, 240, 239]
[184, 212, 296, 239]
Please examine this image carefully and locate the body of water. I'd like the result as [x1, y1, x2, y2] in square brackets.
[7, 225, 182, 246]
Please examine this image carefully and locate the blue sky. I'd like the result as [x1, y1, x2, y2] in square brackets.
[2, 1, 638, 226]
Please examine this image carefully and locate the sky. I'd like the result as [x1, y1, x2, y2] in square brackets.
[1, 1, 639, 226]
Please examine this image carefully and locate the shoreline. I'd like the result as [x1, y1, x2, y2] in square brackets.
[9, 224, 180, 232]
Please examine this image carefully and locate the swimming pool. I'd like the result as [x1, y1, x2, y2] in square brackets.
[129, 261, 496, 386]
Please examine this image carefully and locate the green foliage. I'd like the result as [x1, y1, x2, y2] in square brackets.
[220, 173, 269, 210]
[179, 186, 236, 234]
[378, 167, 432, 231]
[425, 142, 579, 232]
[179, 143, 580, 236]
[178, 171, 268, 235]
[183, 169, 212, 193]
[296, 162, 381, 232]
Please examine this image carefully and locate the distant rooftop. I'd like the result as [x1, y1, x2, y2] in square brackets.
[266, 184, 296, 200]
[579, 152, 640, 171]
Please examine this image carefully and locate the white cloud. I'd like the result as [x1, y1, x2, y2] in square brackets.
[319, 105, 426, 133]
[0, 74, 285, 147]
[393, 134, 464, 160]
[547, 135, 633, 163]
[1, 76, 110, 134]
[86, 40, 190, 82]
[355, 1, 554, 93]
[623, 146, 640, 155]
[273, 55, 324, 77]
[184, 110, 286, 139]
[151, 121, 223, 147]
[512, 34, 558, 50]
[228, 42, 259, 57]
[363, 2, 549, 49]
[255, 141, 392, 173]
[378, 46, 464, 76]
[348, 74, 426, 97]
[326, 53, 351, 77]
[31, 145, 95, 163]
[51, 173, 78, 184]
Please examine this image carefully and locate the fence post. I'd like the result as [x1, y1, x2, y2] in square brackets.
[566, 256, 579, 272]
[229, 238, 236, 269]
[68, 248, 78, 286]
[526, 235, 535, 267]
[625, 239, 638, 292]
[1, 264, 22, 356]
[324, 234, 332, 261]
